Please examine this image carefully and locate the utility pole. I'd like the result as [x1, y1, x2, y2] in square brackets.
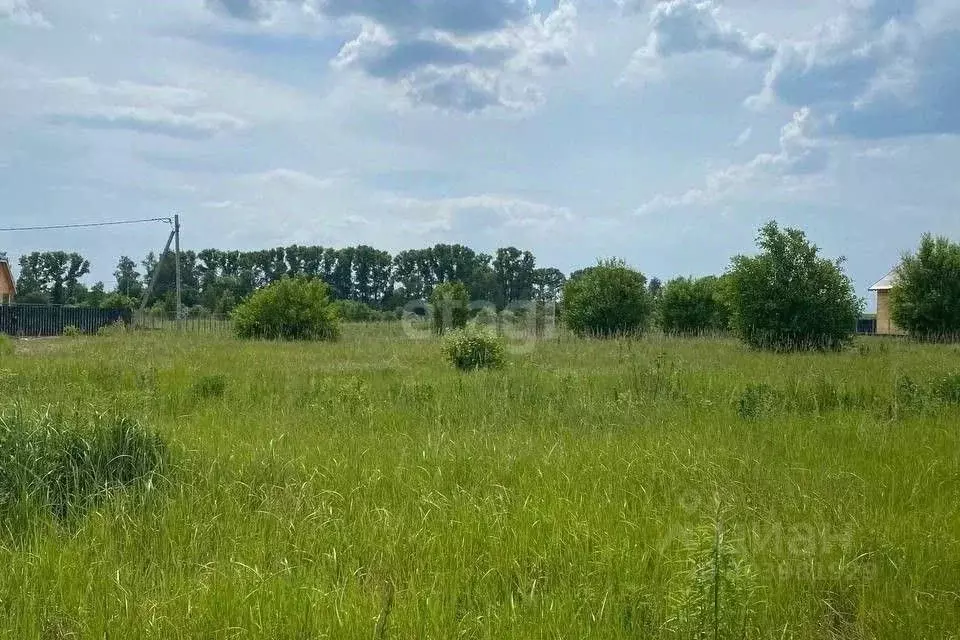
[139, 224, 176, 312]
[174, 214, 182, 328]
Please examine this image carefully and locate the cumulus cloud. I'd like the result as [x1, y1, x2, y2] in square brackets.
[638, 109, 828, 213]
[205, 0, 577, 113]
[749, 0, 960, 139]
[0, 0, 50, 27]
[625, 0, 775, 79]
[44, 77, 247, 139]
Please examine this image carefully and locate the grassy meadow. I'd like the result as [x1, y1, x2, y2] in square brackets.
[1, 325, 959, 638]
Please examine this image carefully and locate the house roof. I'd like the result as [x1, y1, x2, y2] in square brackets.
[869, 270, 898, 291]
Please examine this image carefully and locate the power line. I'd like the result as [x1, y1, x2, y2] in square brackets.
[0, 216, 173, 232]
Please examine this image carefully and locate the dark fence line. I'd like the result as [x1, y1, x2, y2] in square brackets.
[0, 305, 130, 337]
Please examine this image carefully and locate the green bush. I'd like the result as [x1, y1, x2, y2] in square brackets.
[63, 325, 82, 338]
[891, 234, 960, 340]
[430, 281, 470, 335]
[101, 293, 137, 311]
[562, 259, 652, 338]
[726, 221, 862, 351]
[0, 412, 169, 521]
[441, 326, 506, 371]
[334, 300, 393, 323]
[233, 277, 341, 341]
[659, 276, 731, 335]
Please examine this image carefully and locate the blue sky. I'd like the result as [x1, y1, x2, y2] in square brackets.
[1, 0, 958, 305]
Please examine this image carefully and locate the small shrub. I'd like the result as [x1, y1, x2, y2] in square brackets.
[441, 326, 506, 371]
[933, 373, 960, 405]
[737, 383, 777, 419]
[430, 281, 470, 335]
[63, 325, 82, 338]
[0, 334, 13, 358]
[563, 259, 653, 338]
[233, 277, 341, 341]
[192, 374, 228, 400]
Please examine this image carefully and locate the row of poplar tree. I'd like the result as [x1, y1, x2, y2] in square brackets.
[13, 244, 574, 314]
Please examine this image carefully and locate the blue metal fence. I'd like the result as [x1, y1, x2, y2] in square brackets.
[0, 305, 130, 337]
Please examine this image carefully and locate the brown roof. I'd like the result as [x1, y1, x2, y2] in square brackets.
[0, 258, 15, 296]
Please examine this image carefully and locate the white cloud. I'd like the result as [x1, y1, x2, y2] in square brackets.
[42, 77, 248, 139]
[747, 0, 960, 139]
[0, 0, 49, 27]
[625, 0, 775, 80]
[206, 0, 577, 113]
[638, 108, 828, 213]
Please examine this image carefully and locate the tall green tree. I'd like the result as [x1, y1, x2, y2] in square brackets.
[891, 234, 960, 339]
[494, 247, 536, 309]
[430, 281, 470, 335]
[533, 268, 566, 302]
[114, 256, 143, 300]
[726, 221, 861, 351]
[16, 251, 90, 305]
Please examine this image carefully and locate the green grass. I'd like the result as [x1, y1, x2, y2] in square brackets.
[1, 326, 959, 638]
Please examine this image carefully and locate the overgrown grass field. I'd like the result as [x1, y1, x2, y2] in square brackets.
[1, 326, 959, 638]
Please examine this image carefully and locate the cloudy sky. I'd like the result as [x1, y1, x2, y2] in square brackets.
[1, 0, 958, 302]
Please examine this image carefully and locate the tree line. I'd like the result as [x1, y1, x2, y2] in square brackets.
[12, 244, 569, 314]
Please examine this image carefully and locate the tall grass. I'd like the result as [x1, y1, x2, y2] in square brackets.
[0, 327, 958, 638]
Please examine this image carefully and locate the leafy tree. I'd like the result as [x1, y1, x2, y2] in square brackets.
[430, 281, 470, 335]
[648, 277, 663, 300]
[533, 267, 566, 302]
[726, 221, 861, 351]
[215, 292, 238, 316]
[85, 282, 107, 308]
[659, 276, 730, 335]
[494, 247, 536, 309]
[329, 247, 355, 300]
[232, 277, 341, 341]
[562, 259, 652, 337]
[352, 245, 393, 304]
[16, 251, 90, 305]
[114, 256, 143, 300]
[15, 253, 47, 301]
[891, 234, 960, 339]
